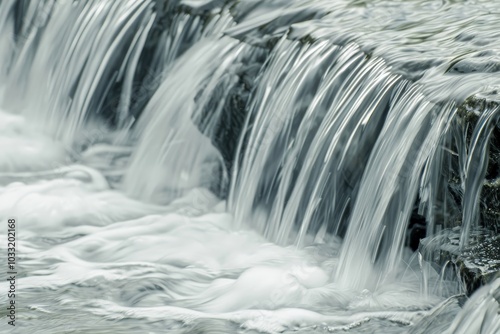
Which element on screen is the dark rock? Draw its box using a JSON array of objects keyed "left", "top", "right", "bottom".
[
  {"left": 456, "top": 91, "right": 500, "bottom": 233},
  {"left": 420, "top": 227, "right": 500, "bottom": 295},
  {"left": 195, "top": 46, "right": 270, "bottom": 180},
  {"left": 407, "top": 211, "right": 427, "bottom": 251}
]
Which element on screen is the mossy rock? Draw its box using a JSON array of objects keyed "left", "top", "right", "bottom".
[{"left": 420, "top": 228, "right": 500, "bottom": 295}]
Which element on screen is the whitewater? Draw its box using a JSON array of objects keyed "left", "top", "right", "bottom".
[{"left": 0, "top": 0, "right": 499, "bottom": 333}]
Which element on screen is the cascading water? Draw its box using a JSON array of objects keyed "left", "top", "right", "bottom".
[
  {"left": 1, "top": 0, "right": 156, "bottom": 144},
  {"left": 231, "top": 39, "right": 401, "bottom": 247},
  {"left": 0, "top": 0, "right": 499, "bottom": 333},
  {"left": 460, "top": 94, "right": 500, "bottom": 249},
  {"left": 123, "top": 37, "right": 247, "bottom": 202}
]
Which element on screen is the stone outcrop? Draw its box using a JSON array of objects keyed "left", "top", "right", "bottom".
[{"left": 420, "top": 227, "right": 500, "bottom": 295}]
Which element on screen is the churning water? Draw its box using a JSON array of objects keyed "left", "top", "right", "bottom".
[{"left": 0, "top": 0, "right": 499, "bottom": 333}]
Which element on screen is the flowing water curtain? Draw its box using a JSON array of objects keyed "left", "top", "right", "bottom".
[
  {"left": 0, "top": 0, "right": 57, "bottom": 101},
  {"left": 230, "top": 37, "right": 341, "bottom": 238},
  {"left": 336, "top": 86, "right": 456, "bottom": 290},
  {"left": 414, "top": 73, "right": 500, "bottom": 232},
  {"left": 123, "top": 37, "right": 251, "bottom": 203},
  {"left": 460, "top": 95, "right": 500, "bottom": 248},
  {"left": 418, "top": 115, "right": 462, "bottom": 241},
  {"left": 112, "top": 3, "right": 236, "bottom": 130},
  {"left": 127, "top": 7, "right": 235, "bottom": 129},
  {"left": 0, "top": 0, "right": 16, "bottom": 91},
  {"left": 420, "top": 93, "right": 500, "bottom": 248},
  {"left": 160, "top": 9, "right": 234, "bottom": 68},
  {"left": 230, "top": 39, "right": 400, "bottom": 246},
  {"left": 0, "top": 0, "right": 156, "bottom": 146}
]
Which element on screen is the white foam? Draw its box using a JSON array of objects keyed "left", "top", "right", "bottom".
[
  {"left": 0, "top": 103, "right": 461, "bottom": 334},
  {"left": 0, "top": 110, "right": 67, "bottom": 172}
]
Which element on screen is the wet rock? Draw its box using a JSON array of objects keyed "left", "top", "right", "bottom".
[
  {"left": 448, "top": 56, "right": 500, "bottom": 75},
  {"left": 420, "top": 227, "right": 500, "bottom": 295},
  {"left": 407, "top": 211, "right": 427, "bottom": 251}
]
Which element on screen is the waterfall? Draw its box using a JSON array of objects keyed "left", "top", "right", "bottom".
[
  {"left": 1, "top": 0, "right": 156, "bottom": 145},
  {"left": 336, "top": 89, "right": 455, "bottom": 289},
  {"left": 0, "top": 0, "right": 498, "bottom": 333},
  {"left": 123, "top": 37, "right": 248, "bottom": 202},
  {"left": 460, "top": 94, "right": 500, "bottom": 249},
  {"left": 230, "top": 39, "right": 400, "bottom": 247}
]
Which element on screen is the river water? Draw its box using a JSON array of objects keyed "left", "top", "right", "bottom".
[{"left": 0, "top": 0, "right": 499, "bottom": 333}]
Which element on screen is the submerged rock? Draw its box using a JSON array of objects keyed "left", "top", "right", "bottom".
[{"left": 448, "top": 56, "right": 500, "bottom": 75}]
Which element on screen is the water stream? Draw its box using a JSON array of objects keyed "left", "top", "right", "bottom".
[{"left": 0, "top": 0, "right": 499, "bottom": 333}]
